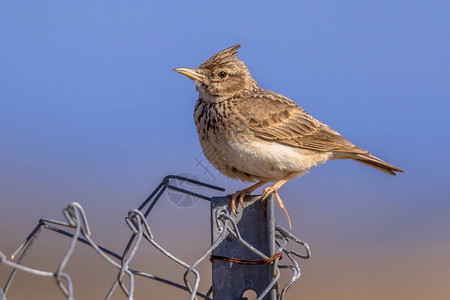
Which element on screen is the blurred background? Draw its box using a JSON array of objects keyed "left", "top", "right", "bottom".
[{"left": 1, "top": 1, "right": 449, "bottom": 299}]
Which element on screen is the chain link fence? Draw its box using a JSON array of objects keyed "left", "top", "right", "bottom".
[{"left": 0, "top": 175, "right": 310, "bottom": 300}]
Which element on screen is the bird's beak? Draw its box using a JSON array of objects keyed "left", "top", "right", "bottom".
[{"left": 173, "top": 67, "right": 205, "bottom": 82}]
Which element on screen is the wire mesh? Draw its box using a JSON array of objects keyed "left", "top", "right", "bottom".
[{"left": 0, "top": 175, "right": 310, "bottom": 300}]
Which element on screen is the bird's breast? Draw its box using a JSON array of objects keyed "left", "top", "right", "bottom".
[
  {"left": 194, "top": 99, "right": 252, "bottom": 180},
  {"left": 194, "top": 99, "right": 237, "bottom": 140}
]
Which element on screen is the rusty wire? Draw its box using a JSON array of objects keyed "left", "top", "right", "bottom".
[{"left": 0, "top": 175, "right": 310, "bottom": 300}]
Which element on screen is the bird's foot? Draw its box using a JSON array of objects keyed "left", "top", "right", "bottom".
[
  {"left": 229, "top": 181, "right": 267, "bottom": 216},
  {"left": 262, "top": 186, "right": 292, "bottom": 229},
  {"left": 229, "top": 189, "right": 258, "bottom": 216}
]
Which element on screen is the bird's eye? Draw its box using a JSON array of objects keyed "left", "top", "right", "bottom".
[{"left": 217, "top": 71, "right": 227, "bottom": 78}]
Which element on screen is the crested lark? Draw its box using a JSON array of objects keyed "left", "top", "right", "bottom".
[{"left": 174, "top": 45, "right": 404, "bottom": 227}]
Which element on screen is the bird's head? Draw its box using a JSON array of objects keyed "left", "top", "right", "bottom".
[{"left": 174, "top": 44, "right": 258, "bottom": 102}]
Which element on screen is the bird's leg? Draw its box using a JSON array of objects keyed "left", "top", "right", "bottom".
[
  {"left": 261, "top": 172, "right": 301, "bottom": 229},
  {"left": 230, "top": 181, "right": 267, "bottom": 216}
]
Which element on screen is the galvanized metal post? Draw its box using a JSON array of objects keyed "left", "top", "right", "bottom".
[{"left": 211, "top": 195, "right": 276, "bottom": 300}]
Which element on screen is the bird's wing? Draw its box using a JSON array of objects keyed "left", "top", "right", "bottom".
[{"left": 235, "top": 89, "right": 368, "bottom": 154}]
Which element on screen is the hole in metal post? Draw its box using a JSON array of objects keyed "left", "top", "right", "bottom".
[{"left": 242, "top": 289, "right": 257, "bottom": 300}]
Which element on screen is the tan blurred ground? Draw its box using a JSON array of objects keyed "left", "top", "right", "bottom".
[{"left": 1, "top": 197, "right": 449, "bottom": 300}]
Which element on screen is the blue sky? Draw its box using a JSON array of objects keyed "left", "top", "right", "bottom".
[{"left": 1, "top": 1, "right": 449, "bottom": 299}]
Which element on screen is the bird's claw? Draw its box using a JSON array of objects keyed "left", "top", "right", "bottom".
[
  {"left": 261, "top": 186, "right": 276, "bottom": 201},
  {"left": 230, "top": 190, "right": 251, "bottom": 216},
  {"left": 262, "top": 186, "right": 292, "bottom": 229}
]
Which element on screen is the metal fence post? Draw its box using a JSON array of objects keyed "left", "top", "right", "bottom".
[{"left": 211, "top": 195, "right": 276, "bottom": 300}]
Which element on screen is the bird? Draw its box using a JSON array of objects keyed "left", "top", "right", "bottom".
[{"left": 174, "top": 44, "right": 404, "bottom": 227}]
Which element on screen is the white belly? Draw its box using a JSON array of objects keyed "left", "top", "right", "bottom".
[{"left": 220, "top": 139, "right": 333, "bottom": 181}]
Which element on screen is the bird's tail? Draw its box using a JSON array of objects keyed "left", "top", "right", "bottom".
[{"left": 350, "top": 152, "right": 405, "bottom": 175}]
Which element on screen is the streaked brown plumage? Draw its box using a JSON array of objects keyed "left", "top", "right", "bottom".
[{"left": 174, "top": 45, "right": 404, "bottom": 227}]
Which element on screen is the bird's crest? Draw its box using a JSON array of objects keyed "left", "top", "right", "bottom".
[{"left": 199, "top": 44, "right": 241, "bottom": 69}]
